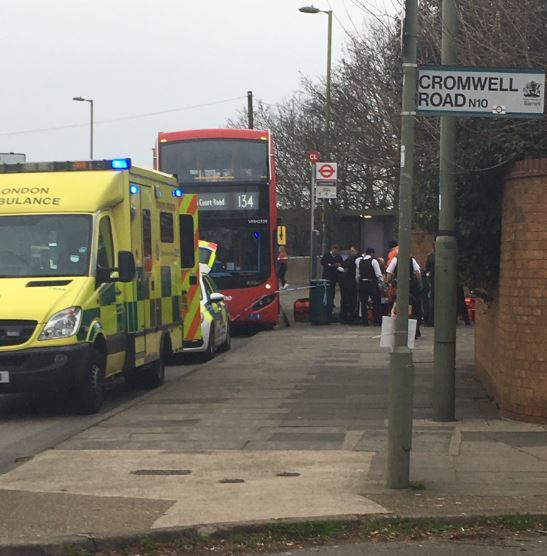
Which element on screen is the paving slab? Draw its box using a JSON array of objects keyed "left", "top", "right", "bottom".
[{"left": 0, "top": 450, "right": 386, "bottom": 541}]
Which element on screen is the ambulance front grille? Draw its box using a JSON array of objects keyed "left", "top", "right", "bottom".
[{"left": 0, "top": 320, "right": 37, "bottom": 347}]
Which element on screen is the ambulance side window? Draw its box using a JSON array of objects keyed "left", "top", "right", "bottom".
[
  {"left": 160, "top": 212, "right": 174, "bottom": 243},
  {"left": 97, "top": 217, "right": 114, "bottom": 269},
  {"left": 179, "top": 214, "right": 195, "bottom": 269},
  {"left": 143, "top": 209, "right": 152, "bottom": 271}
]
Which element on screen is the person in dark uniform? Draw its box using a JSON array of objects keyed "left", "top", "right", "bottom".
[
  {"left": 355, "top": 247, "right": 383, "bottom": 326},
  {"left": 386, "top": 255, "right": 423, "bottom": 338},
  {"left": 339, "top": 245, "right": 360, "bottom": 324},
  {"left": 320, "top": 244, "right": 343, "bottom": 308},
  {"left": 424, "top": 244, "right": 435, "bottom": 326}
]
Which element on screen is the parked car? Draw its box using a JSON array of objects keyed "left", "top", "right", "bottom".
[{"left": 184, "top": 273, "right": 230, "bottom": 360}]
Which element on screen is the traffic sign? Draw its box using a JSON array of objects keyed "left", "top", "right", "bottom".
[
  {"left": 316, "top": 182, "right": 337, "bottom": 200},
  {"left": 307, "top": 150, "right": 320, "bottom": 163},
  {"left": 316, "top": 162, "right": 337, "bottom": 181},
  {"left": 417, "top": 66, "right": 545, "bottom": 118},
  {"left": 277, "top": 225, "right": 287, "bottom": 246}
]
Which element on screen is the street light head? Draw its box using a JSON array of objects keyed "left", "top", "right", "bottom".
[
  {"left": 73, "top": 96, "right": 85, "bottom": 101},
  {"left": 299, "top": 5, "right": 320, "bottom": 14}
]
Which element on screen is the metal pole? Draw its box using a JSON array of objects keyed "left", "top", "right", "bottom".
[
  {"left": 321, "top": 10, "right": 333, "bottom": 255},
  {"left": 386, "top": 0, "right": 417, "bottom": 490},
  {"left": 309, "top": 163, "right": 317, "bottom": 280},
  {"left": 89, "top": 100, "right": 94, "bottom": 160},
  {"left": 433, "top": 0, "right": 458, "bottom": 422},
  {"left": 247, "top": 90, "right": 254, "bottom": 129}
]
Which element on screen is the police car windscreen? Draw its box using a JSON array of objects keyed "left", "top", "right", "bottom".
[
  {"left": 0, "top": 214, "right": 92, "bottom": 277},
  {"left": 160, "top": 139, "right": 268, "bottom": 183}
]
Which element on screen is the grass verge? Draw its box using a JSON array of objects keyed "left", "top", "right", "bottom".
[{"left": 71, "top": 514, "right": 547, "bottom": 555}]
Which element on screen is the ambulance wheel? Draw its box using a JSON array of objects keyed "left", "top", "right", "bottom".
[
  {"left": 74, "top": 347, "right": 105, "bottom": 414},
  {"left": 201, "top": 327, "right": 216, "bottom": 361},
  {"left": 141, "top": 339, "right": 167, "bottom": 388},
  {"left": 219, "top": 323, "right": 231, "bottom": 352}
]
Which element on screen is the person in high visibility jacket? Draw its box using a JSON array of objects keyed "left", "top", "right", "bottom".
[{"left": 386, "top": 240, "right": 399, "bottom": 267}]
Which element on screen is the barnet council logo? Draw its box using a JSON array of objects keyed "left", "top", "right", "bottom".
[{"left": 523, "top": 81, "right": 542, "bottom": 98}]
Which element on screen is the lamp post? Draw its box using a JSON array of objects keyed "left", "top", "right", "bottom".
[
  {"left": 299, "top": 5, "right": 332, "bottom": 255},
  {"left": 72, "top": 96, "right": 94, "bottom": 159},
  {"left": 386, "top": 0, "right": 418, "bottom": 489}
]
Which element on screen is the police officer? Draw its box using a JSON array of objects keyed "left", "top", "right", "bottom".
[
  {"left": 339, "top": 245, "right": 360, "bottom": 324},
  {"left": 320, "top": 244, "right": 343, "bottom": 308},
  {"left": 386, "top": 255, "right": 423, "bottom": 338},
  {"left": 356, "top": 247, "right": 383, "bottom": 326}
]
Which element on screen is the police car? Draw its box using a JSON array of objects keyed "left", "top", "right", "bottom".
[{"left": 185, "top": 273, "right": 230, "bottom": 360}]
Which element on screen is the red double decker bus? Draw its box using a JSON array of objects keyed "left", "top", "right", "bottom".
[{"left": 155, "top": 128, "right": 279, "bottom": 328}]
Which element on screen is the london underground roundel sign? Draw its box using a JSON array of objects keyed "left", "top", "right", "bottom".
[{"left": 316, "top": 162, "right": 337, "bottom": 181}]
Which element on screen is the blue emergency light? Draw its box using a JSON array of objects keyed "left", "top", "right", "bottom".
[
  {"left": 172, "top": 188, "right": 184, "bottom": 198},
  {"left": 129, "top": 184, "right": 139, "bottom": 195},
  {"left": 253, "top": 231, "right": 261, "bottom": 239},
  {"left": 111, "top": 158, "right": 131, "bottom": 170}
]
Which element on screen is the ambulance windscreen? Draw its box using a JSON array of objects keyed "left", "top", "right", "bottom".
[{"left": 0, "top": 215, "right": 92, "bottom": 278}]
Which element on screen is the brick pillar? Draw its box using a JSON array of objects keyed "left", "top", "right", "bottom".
[{"left": 475, "top": 158, "right": 547, "bottom": 423}]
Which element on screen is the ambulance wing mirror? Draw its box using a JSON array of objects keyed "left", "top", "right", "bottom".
[{"left": 116, "top": 251, "right": 136, "bottom": 282}]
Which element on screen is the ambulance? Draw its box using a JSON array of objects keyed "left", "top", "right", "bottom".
[{"left": 0, "top": 158, "right": 195, "bottom": 413}]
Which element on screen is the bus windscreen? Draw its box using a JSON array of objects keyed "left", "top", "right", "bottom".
[
  {"left": 200, "top": 224, "right": 270, "bottom": 283},
  {"left": 160, "top": 139, "right": 268, "bottom": 183}
]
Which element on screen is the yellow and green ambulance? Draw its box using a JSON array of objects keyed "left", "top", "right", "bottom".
[{"left": 0, "top": 158, "right": 193, "bottom": 413}]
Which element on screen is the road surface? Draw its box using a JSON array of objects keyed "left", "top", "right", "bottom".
[{"left": 0, "top": 337, "right": 248, "bottom": 473}]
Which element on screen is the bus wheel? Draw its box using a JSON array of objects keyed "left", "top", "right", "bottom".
[
  {"left": 141, "top": 339, "right": 167, "bottom": 388},
  {"left": 74, "top": 347, "right": 105, "bottom": 414}
]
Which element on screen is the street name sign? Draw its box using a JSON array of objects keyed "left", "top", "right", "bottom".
[{"left": 417, "top": 66, "right": 545, "bottom": 118}]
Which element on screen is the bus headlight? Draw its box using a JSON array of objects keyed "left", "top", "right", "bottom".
[
  {"left": 39, "top": 307, "right": 82, "bottom": 340},
  {"left": 252, "top": 294, "right": 277, "bottom": 311}
]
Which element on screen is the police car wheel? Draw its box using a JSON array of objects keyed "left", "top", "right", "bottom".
[
  {"left": 74, "top": 348, "right": 105, "bottom": 414},
  {"left": 219, "top": 323, "right": 231, "bottom": 352},
  {"left": 201, "top": 327, "right": 216, "bottom": 361}
]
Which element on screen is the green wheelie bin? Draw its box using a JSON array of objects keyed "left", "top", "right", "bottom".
[{"left": 309, "top": 279, "right": 332, "bottom": 324}]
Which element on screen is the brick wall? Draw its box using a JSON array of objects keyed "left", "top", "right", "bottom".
[
  {"left": 475, "top": 158, "right": 547, "bottom": 423},
  {"left": 411, "top": 230, "right": 434, "bottom": 268}
]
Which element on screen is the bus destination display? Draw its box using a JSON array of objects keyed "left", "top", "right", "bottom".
[{"left": 198, "top": 191, "right": 259, "bottom": 211}]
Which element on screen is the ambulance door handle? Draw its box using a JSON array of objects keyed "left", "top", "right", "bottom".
[
  {"left": 116, "top": 289, "right": 122, "bottom": 296},
  {"left": 151, "top": 280, "right": 155, "bottom": 291}
]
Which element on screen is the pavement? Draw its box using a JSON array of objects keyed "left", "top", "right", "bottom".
[{"left": 1, "top": 284, "right": 547, "bottom": 552}]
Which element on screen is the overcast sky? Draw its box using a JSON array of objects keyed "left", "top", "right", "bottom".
[{"left": 0, "top": 0, "right": 397, "bottom": 167}]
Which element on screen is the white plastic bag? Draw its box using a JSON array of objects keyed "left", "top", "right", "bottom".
[{"left": 380, "top": 315, "right": 417, "bottom": 351}]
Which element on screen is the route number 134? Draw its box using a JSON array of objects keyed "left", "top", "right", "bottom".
[{"left": 237, "top": 194, "right": 254, "bottom": 208}]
